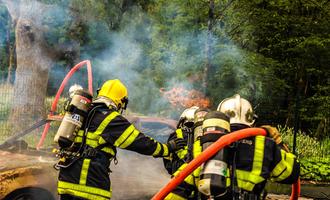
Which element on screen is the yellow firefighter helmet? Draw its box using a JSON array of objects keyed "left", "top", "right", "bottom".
[
  {"left": 217, "top": 94, "right": 255, "bottom": 127},
  {"left": 97, "top": 79, "right": 128, "bottom": 110}
]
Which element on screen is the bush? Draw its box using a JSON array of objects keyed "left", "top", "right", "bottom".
[
  {"left": 300, "top": 157, "right": 330, "bottom": 181},
  {"left": 278, "top": 125, "right": 328, "bottom": 159},
  {"left": 277, "top": 125, "right": 330, "bottom": 182},
  {"left": 300, "top": 158, "right": 330, "bottom": 181}
]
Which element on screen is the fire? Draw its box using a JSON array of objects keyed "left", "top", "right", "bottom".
[{"left": 160, "top": 86, "right": 210, "bottom": 109}]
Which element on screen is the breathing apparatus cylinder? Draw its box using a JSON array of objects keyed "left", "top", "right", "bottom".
[
  {"left": 198, "top": 111, "right": 230, "bottom": 198},
  {"left": 54, "top": 89, "right": 93, "bottom": 149},
  {"left": 192, "top": 108, "right": 209, "bottom": 192},
  {"left": 193, "top": 109, "right": 209, "bottom": 142}
]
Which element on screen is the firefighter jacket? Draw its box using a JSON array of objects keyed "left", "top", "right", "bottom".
[
  {"left": 164, "top": 128, "right": 202, "bottom": 200},
  {"left": 229, "top": 134, "right": 300, "bottom": 196},
  {"left": 163, "top": 128, "right": 188, "bottom": 175},
  {"left": 164, "top": 127, "right": 300, "bottom": 200},
  {"left": 57, "top": 103, "right": 169, "bottom": 200}
]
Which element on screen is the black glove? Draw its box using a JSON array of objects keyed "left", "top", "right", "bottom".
[{"left": 167, "top": 138, "right": 187, "bottom": 153}]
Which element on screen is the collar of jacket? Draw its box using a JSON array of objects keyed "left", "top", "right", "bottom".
[
  {"left": 93, "top": 96, "right": 118, "bottom": 110},
  {"left": 230, "top": 123, "right": 251, "bottom": 132}
]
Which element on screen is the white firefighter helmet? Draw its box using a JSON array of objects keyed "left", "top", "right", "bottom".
[
  {"left": 69, "top": 84, "right": 83, "bottom": 98},
  {"left": 178, "top": 106, "right": 199, "bottom": 128},
  {"left": 217, "top": 94, "right": 255, "bottom": 127}
]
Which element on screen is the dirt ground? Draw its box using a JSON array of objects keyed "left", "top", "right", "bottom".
[{"left": 266, "top": 194, "right": 313, "bottom": 200}]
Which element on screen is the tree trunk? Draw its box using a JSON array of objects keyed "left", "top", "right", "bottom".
[
  {"left": 3, "top": 0, "right": 53, "bottom": 133},
  {"left": 203, "top": 0, "right": 215, "bottom": 91}
]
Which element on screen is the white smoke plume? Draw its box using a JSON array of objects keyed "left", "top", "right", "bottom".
[{"left": 0, "top": 1, "right": 266, "bottom": 200}]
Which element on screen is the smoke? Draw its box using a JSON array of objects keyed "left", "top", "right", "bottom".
[
  {"left": 86, "top": 6, "right": 235, "bottom": 118},
  {"left": 111, "top": 150, "right": 170, "bottom": 200},
  {"left": 79, "top": 6, "right": 164, "bottom": 116},
  {"left": 0, "top": 0, "right": 271, "bottom": 115},
  {"left": 84, "top": 4, "right": 263, "bottom": 117},
  {"left": 0, "top": 2, "right": 271, "bottom": 199},
  {"left": 2, "top": 0, "right": 261, "bottom": 116}
]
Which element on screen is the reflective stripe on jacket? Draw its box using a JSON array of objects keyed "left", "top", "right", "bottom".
[
  {"left": 233, "top": 135, "right": 299, "bottom": 194},
  {"left": 58, "top": 104, "right": 169, "bottom": 199},
  {"left": 175, "top": 129, "right": 189, "bottom": 159},
  {"left": 165, "top": 130, "right": 201, "bottom": 200},
  {"left": 166, "top": 131, "right": 299, "bottom": 199},
  {"left": 163, "top": 129, "right": 186, "bottom": 175}
]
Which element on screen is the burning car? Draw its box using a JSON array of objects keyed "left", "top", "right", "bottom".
[{"left": 0, "top": 115, "right": 176, "bottom": 200}]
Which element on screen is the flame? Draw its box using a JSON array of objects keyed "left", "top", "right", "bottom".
[{"left": 160, "top": 86, "right": 210, "bottom": 109}]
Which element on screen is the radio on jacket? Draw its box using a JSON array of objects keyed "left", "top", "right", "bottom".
[{"left": 54, "top": 89, "right": 93, "bottom": 149}]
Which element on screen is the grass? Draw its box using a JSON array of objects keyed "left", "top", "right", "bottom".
[
  {"left": 0, "top": 83, "right": 66, "bottom": 148},
  {"left": 0, "top": 84, "right": 13, "bottom": 143},
  {"left": 0, "top": 83, "right": 13, "bottom": 119}
]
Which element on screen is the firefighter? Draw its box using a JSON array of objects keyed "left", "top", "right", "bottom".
[
  {"left": 163, "top": 106, "right": 199, "bottom": 175},
  {"left": 164, "top": 107, "right": 210, "bottom": 200},
  {"left": 57, "top": 79, "right": 185, "bottom": 200},
  {"left": 217, "top": 94, "right": 300, "bottom": 200}
]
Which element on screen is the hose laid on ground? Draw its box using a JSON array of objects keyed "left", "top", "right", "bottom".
[
  {"left": 291, "top": 178, "right": 300, "bottom": 200},
  {"left": 36, "top": 60, "right": 93, "bottom": 149},
  {"left": 152, "top": 128, "right": 300, "bottom": 200}
]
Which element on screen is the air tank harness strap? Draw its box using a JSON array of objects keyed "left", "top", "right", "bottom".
[
  {"left": 178, "top": 127, "right": 194, "bottom": 163},
  {"left": 66, "top": 104, "right": 89, "bottom": 118},
  {"left": 231, "top": 141, "right": 239, "bottom": 199},
  {"left": 200, "top": 133, "right": 222, "bottom": 144},
  {"left": 81, "top": 144, "right": 118, "bottom": 166},
  {"left": 233, "top": 188, "right": 260, "bottom": 200},
  {"left": 81, "top": 143, "right": 117, "bottom": 158},
  {"left": 78, "top": 105, "right": 103, "bottom": 154}
]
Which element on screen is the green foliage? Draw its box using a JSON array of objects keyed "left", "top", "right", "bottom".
[
  {"left": 300, "top": 158, "right": 330, "bottom": 181},
  {"left": 278, "top": 125, "right": 330, "bottom": 181},
  {"left": 278, "top": 125, "right": 329, "bottom": 159},
  {"left": 0, "top": 3, "right": 10, "bottom": 71},
  {"left": 44, "top": 96, "right": 67, "bottom": 115},
  {"left": 222, "top": 0, "right": 330, "bottom": 136},
  {"left": 301, "top": 83, "right": 330, "bottom": 140}
]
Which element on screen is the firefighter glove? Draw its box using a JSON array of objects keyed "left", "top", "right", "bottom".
[
  {"left": 167, "top": 138, "right": 187, "bottom": 153},
  {"left": 261, "top": 125, "right": 283, "bottom": 145}
]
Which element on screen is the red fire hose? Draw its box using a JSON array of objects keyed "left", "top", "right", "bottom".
[
  {"left": 151, "top": 128, "right": 300, "bottom": 200},
  {"left": 36, "top": 60, "right": 93, "bottom": 149}
]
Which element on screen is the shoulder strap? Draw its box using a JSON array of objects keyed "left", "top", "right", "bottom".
[
  {"left": 83, "top": 106, "right": 117, "bottom": 156},
  {"left": 77, "top": 105, "right": 104, "bottom": 154}
]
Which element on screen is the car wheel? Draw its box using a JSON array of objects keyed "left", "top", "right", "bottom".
[{"left": 4, "top": 187, "right": 55, "bottom": 200}]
